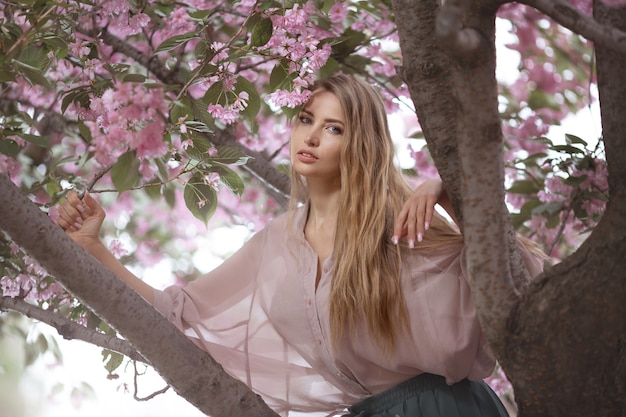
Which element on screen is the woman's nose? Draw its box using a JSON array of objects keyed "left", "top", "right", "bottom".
[{"left": 305, "top": 130, "right": 320, "bottom": 146}]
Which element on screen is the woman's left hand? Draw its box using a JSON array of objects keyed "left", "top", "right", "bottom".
[{"left": 392, "top": 179, "right": 444, "bottom": 248}]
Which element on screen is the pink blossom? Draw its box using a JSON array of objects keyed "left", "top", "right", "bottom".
[
  {"left": 69, "top": 39, "right": 91, "bottom": 59},
  {"left": 210, "top": 42, "right": 230, "bottom": 64},
  {"left": 204, "top": 172, "right": 220, "bottom": 190},
  {"left": 207, "top": 146, "right": 218, "bottom": 157},
  {"left": 109, "top": 239, "right": 129, "bottom": 258},
  {"left": 0, "top": 154, "right": 22, "bottom": 182},
  {"left": 133, "top": 121, "right": 169, "bottom": 159},
  {"left": 328, "top": 3, "right": 348, "bottom": 23},
  {"left": 266, "top": 88, "right": 312, "bottom": 108},
  {"left": 408, "top": 144, "right": 439, "bottom": 179}
]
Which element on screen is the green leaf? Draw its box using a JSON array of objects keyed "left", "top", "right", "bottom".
[
  {"left": 250, "top": 16, "right": 273, "bottom": 47},
  {"left": 210, "top": 164, "right": 244, "bottom": 196},
  {"left": 155, "top": 31, "right": 199, "bottom": 54},
  {"left": 170, "top": 98, "right": 194, "bottom": 124},
  {"left": 204, "top": 80, "right": 225, "bottom": 105},
  {"left": 531, "top": 202, "right": 563, "bottom": 216},
  {"left": 190, "top": 98, "right": 215, "bottom": 129},
  {"left": 184, "top": 174, "right": 217, "bottom": 224},
  {"left": 15, "top": 61, "right": 52, "bottom": 89},
  {"left": 317, "top": 56, "right": 339, "bottom": 80},
  {"left": 188, "top": 9, "right": 212, "bottom": 21},
  {"left": 282, "top": 104, "right": 302, "bottom": 120},
  {"left": 0, "top": 139, "right": 20, "bottom": 157},
  {"left": 18, "top": 133, "right": 49, "bottom": 148},
  {"left": 102, "top": 349, "right": 124, "bottom": 375},
  {"left": 123, "top": 73, "right": 147, "bottom": 83},
  {"left": 550, "top": 144, "right": 584, "bottom": 155},
  {"left": 507, "top": 180, "right": 542, "bottom": 194},
  {"left": 270, "top": 61, "right": 292, "bottom": 91},
  {"left": 235, "top": 76, "right": 261, "bottom": 121},
  {"left": 329, "top": 28, "right": 367, "bottom": 58},
  {"left": 61, "top": 87, "right": 90, "bottom": 114},
  {"left": 211, "top": 146, "right": 252, "bottom": 165},
  {"left": 565, "top": 133, "right": 588, "bottom": 147},
  {"left": 562, "top": 175, "right": 588, "bottom": 186},
  {"left": 111, "top": 151, "right": 140, "bottom": 191}
]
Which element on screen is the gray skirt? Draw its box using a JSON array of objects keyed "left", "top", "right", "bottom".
[{"left": 342, "top": 374, "right": 509, "bottom": 417}]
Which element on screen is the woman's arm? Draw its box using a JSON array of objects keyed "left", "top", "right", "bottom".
[
  {"left": 392, "top": 178, "right": 459, "bottom": 246},
  {"left": 56, "top": 191, "right": 155, "bottom": 304}
]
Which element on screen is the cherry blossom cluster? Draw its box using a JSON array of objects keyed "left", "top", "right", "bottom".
[{"left": 80, "top": 82, "right": 169, "bottom": 167}]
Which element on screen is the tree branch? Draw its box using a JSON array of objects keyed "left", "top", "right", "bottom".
[
  {"left": 0, "top": 296, "right": 146, "bottom": 363},
  {"left": 0, "top": 174, "right": 279, "bottom": 417},
  {"left": 391, "top": 0, "right": 465, "bottom": 227},
  {"left": 518, "top": 0, "right": 626, "bottom": 55}
]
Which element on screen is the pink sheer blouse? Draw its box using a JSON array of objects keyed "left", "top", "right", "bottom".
[{"left": 153, "top": 205, "right": 543, "bottom": 416}]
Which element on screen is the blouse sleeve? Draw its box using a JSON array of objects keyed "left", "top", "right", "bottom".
[{"left": 152, "top": 226, "right": 267, "bottom": 335}]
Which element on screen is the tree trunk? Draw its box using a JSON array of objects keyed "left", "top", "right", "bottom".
[
  {"left": 393, "top": 1, "right": 626, "bottom": 416},
  {"left": 506, "top": 2, "right": 626, "bottom": 416},
  {"left": 0, "top": 174, "right": 278, "bottom": 417}
]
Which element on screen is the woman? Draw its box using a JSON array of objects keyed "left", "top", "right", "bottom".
[{"left": 57, "top": 74, "right": 543, "bottom": 416}]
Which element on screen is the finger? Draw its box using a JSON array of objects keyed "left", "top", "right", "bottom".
[
  {"left": 424, "top": 197, "right": 435, "bottom": 232},
  {"left": 59, "top": 203, "right": 84, "bottom": 230},
  {"left": 393, "top": 205, "right": 410, "bottom": 244},
  {"left": 406, "top": 203, "right": 418, "bottom": 248}
]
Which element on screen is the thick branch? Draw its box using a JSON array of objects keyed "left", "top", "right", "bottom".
[
  {"left": 0, "top": 296, "right": 145, "bottom": 363},
  {"left": 100, "top": 30, "right": 183, "bottom": 85},
  {"left": 519, "top": 0, "right": 626, "bottom": 54},
  {"left": 395, "top": 0, "right": 530, "bottom": 352},
  {"left": 391, "top": 0, "right": 465, "bottom": 227},
  {"left": 0, "top": 174, "right": 278, "bottom": 417}
]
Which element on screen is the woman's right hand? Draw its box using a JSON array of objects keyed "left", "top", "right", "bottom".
[{"left": 56, "top": 191, "right": 106, "bottom": 247}]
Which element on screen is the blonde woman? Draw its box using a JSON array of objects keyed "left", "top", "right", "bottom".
[{"left": 57, "top": 74, "right": 543, "bottom": 416}]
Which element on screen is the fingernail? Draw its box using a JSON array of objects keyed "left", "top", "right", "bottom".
[
  {"left": 73, "top": 222, "right": 82, "bottom": 229},
  {"left": 391, "top": 235, "right": 399, "bottom": 245},
  {"left": 76, "top": 204, "right": 85, "bottom": 213},
  {"left": 418, "top": 232, "right": 423, "bottom": 242},
  {"left": 409, "top": 239, "right": 415, "bottom": 249},
  {"left": 424, "top": 222, "right": 430, "bottom": 231}
]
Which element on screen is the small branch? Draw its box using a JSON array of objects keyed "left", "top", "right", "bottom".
[
  {"left": 0, "top": 296, "right": 146, "bottom": 363},
  {"left": 519, "top": 0, "right": 626, "bottom": 55},
  {"left": 133, "top": 361, "right": 170, "bottom": 401}
]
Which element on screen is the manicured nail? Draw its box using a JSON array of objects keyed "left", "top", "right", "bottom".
[
  {"left": 409, "top": 239, "right": 415, "bottom": 249},
  {"left": 392, "top": 235, "right": 399, "bottom": 245},
  {"left": 76, "top": 204, "right": 85, "bottom": 213},
  {"left": 73, "top": 221, "right": 82, "bottom": 229},
  {"left": 424, "top": 222, "right": 430, "bottom": 231},
  {"left": 417, "top": 232, "right": 423, "bottom": 242}
]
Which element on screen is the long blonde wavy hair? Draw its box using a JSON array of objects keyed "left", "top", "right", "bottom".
[{"left": 290, "top": 74, "right": 463, "bottom": 352}]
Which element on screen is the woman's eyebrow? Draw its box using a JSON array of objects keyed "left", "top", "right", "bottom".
[{"left": 301, "top": 108, "right": 345, "bottom": 126}]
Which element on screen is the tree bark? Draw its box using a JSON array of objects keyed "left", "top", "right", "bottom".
[
  {"left": 391, "top": 0, "right": 465, "bottom": 226},
  {"left": 0, "top": 174, "right": 278, "bottom": 417},
  {"left": 505, "top": 2, "right": 626, "bottom": 416},
  {"left": 394, "top": 1, "right": 626, "bottom": 416},
  {"left": 392, "top": 0, "right": 530, "bottom": 355}
]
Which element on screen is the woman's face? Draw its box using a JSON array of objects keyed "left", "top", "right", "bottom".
[{"left": 290, "top": 89, "right": 345, "bottom": 185}]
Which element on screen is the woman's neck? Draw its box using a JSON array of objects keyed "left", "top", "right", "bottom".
[{"left": 306, "top": 181, "right": 340, "bottom": 232}]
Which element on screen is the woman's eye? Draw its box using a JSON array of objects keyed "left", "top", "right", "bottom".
[
  {"left": 327, "top": 126, "right": 343, "bottom": 135},
  {"left": 299, "top": 116, "right": 312, "bottom": 124}
]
